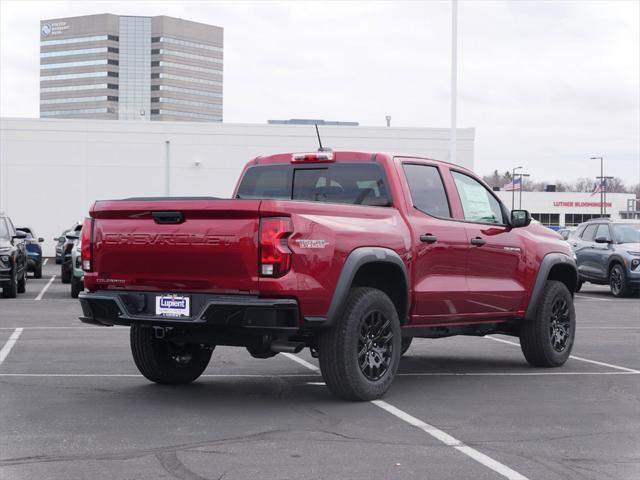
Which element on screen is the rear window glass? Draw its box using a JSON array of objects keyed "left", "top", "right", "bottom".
[{"left": 237, "top": 163, "right": 391, "bottom": 207}]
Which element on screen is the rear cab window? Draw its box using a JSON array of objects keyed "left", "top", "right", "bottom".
[
  {"left": 402, "top": 163, "right": 451, "bottom": 218},
  {"left": 236, "top": 162, "right": 391, "bottom": 207}
]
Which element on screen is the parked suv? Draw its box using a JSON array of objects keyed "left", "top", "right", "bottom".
[
  {"left": 78, "top": 151, "right": 578, "bottom": 401},
  {"left": 571, "top": 219, "right": 640, "bottom": 297},
  {"left": 61, "top": 223, "right": 82, "bottom": 284},
  {"left": 70, "top": 234, "right": 84, "bottom": 298},
  {"left": 0, "top": 214, "right": 28, "bottom": 298},
  {"left": 16, "top": 227, "right": 44, "bottom": 278}
]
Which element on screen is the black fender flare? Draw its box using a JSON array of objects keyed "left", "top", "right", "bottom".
[
  {"left": 607, "top": 255, "right": 627, "bottom": 275},
  {"left": 325, "top": 247, "right": 409, "bottom": 325},
  {"left": 524, "top": 252, "right": 577, "bottom": 320}
]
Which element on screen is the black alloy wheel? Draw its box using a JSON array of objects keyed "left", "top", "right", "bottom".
[
  {"left": 609, "top": 264, "right": 632, "bottom": 297},
  {"left": 358, "top": 310, "right": 394, "bottom": 381},
  {"left": 549, "top": 297, "right": 571, "bottom": 353}
]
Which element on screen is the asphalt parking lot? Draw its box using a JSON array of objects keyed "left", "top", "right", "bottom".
[{"left": 1, "top": 262, "right": 639, "bottom": 480}]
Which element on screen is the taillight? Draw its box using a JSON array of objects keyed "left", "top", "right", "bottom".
[
  {"left": 259, "top": 217, "right": 293, "bottom": 277},
  {"left": 291, "top": 151, "right": 334, "bottom": 163},
  {"left": 81, "top": 217, "right": 93, "bottom": 272}
]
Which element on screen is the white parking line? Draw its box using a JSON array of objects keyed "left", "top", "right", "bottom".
[
  {"left": 43, "top": 258, "right": 49, "bottom": 266},
  {"left": 486, "top": 336, "right": 640, "bottom": 373},
  {"left": 0, "top": 328, "right": 23, "bottom": 365},
  {"left": 283, "top": 354, "right": 529, "bottom": 480},
  {"left": 575, "top": 294, "right": 615, "bottom": 302},
  {"left": 34, "top": 275, "right": 56, "bottom": 301}
]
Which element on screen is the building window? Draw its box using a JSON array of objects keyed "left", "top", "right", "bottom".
[
  {"left": 40, "top": 59, "right": 110, "bottom": 69},
  {"left": 152, "top": 36, "right": 222, "bottom": 52},
  {"left": 41, "top": 83, "right": 109, "bottom": 93},
  {"left": 40, "top": 47, "right": 108, "bottom": 58},
  {"left": 41, "top": 107, "right": 110, "bottom": 116},
  {"left": 152, "top": 97, "right": 222, "bottom": 109},
  {"left": 151, "top": 109, "right": 221, "bottom": 120},
  {"left": 531, "top": 213, "right": 560, "bottom": 226},
  {"left": 41, "top": 96, "right": 113, "bottom": 105},
  {"left": 157, "top": 61, "right": 222, "bottom": 75},
  {"left": 155, "top": 84, "right": 222, "bottom": 98},
  {"left": 40, "top": 34, "right": 113, "bottom": 46},
  {"left": 565, "top": 213, "right": 610, "bottom": 227},
  {"left": 155, "top": 49, "right": 222, "bottom": 64},
  {"left": 157, "top": 73, "right": 222, "bottom": 86},
  {"left": 41, "top": 71, "right": 110, "bottom": 81}
]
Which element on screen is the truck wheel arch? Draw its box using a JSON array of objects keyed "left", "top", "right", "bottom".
[
  {"left": 525, "top": 253, "right": 577, "bottom": 321},
  {"left": 326, "top": 247, "right": 410, "bottom": 326}
]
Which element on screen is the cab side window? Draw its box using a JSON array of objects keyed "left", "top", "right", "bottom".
[
  {"left": 451, "top": 171, "right": 505, "bottom": 225},
  {"left": 402, "top": 163, "right": 451, "bottom": 218},
  {"left": 595, "top": 224, "right": 611, "bottom": 242}
]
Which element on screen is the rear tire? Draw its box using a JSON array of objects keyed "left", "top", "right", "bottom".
[
  {"left": 130, "top": 325, "right": 213, "bottom": 385},
  {"left": 318, "top": 287, "right": 401, "bottom": 401},
  {"left": 17, "top": 270, "right": 26, "bottom": 294},
  {"left": 609, "top": 264, "right": 633, "bottom": 298},
  {"left": 520, "top": 280, "right": 575, "bottom": 367},
  {"left": 401, "top": 337, "right": 413, "bottom": 356},
  {"left": 61, "top": 264, "right": 71, "bottom": 284},
  {"left": 2, "top": 270, "right": 17, "bottom": 298}
]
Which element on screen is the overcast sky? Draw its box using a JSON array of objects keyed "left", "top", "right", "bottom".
[{"left": 1, "top": 0, "right": 638, "bottom": 183}]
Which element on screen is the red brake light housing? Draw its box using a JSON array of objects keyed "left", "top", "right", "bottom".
[
  {"left": 81, "top": 217, "right": 93, "bottom": 272},
  {"left": 291, "top": 151, "right": 334, "bottom": 163},
  {"left": 259, "top": 217, "right": 293, "bottom": 277}
]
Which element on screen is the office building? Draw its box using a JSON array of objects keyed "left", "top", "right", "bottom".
[{"left": 40, "top": 14, "right": 223, "bottom": 121}]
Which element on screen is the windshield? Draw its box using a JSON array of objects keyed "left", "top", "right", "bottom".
[
  {"left": 0, "top": 220, "right": 10, "bottom": 240},
  {"left": 613, "top": 223, "right": 640, "bottom": 244}
]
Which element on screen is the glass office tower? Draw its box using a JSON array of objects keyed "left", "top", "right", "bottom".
[{"left": 39, "top": 14, "right": 223, "bottom": 122}]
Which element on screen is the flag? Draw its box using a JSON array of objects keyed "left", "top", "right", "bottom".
[
  {"left": 590, "top": 181, "right": 604, "bottom": 197},
  {"left": 503, "top": 177, "right": 521, "bottom": 191}
]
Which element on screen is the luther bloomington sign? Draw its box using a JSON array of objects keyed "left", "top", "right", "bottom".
[{"left": 553, "top": 201, "right": 612, "bottom": 208}]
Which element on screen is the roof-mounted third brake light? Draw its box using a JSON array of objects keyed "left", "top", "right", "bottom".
[{"left": 291, "top": 151, "right": 335, "bottom": 163}]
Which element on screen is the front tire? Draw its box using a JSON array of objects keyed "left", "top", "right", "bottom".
[
  {"left": 2, "top": 270, "right": 17, "bottom": 298},
  {"left": 61, "top": 263, "right": 71, "bottom": 284},
  {"left": 318, "top": 287, "right": 401, "bottom": 401},
  {"left": 401, "top": 337, "right": 413, "bottom": 356},
  {"left": 70, "top": 276, "right": 83, "bottom": 298},
  {"left": 609, "top": 264, "right": 633, "bottom": 298},
  {"left": 520, "top": 280, "right": 575, "bottom": 367},
  {"left": 574, "top": 280, "right": 583, "bottom": 293},
  {"left": 17, "top": 269, "right": 26, "bottom": 294},
  {"left": 130, "top": 325, "right": 213, "bottom": 385}
]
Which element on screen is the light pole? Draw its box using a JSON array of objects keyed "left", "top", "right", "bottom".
[
  {"left": 590, "top": 156, "right": 603, "bottom": 216},
  {"left": 518, "top": 173, "right": 531, "bottom": 209},
  {"left": 449, "top": 0, "right": 458, "bottom": 164},
  {"left": 511, "top": 166, "right": 522, "bottom": 210}
]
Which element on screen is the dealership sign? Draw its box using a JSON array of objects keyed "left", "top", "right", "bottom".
[
  {"left": 553, "top": 201, "right": 612, "bottom": 208},
  {"left": 41, "top": 21, "right": 70, "bottom": 37}
]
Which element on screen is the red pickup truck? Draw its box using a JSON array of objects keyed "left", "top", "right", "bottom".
[{"left": 79, "top": 151, "right": 578, "bottom": 400}]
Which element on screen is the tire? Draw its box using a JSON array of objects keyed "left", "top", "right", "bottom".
[
  {"left": 574, "top": 280, "right": 583, "bottom": 293},
  {"left": 17, "top": 269, "right": 26, "bottom": 294},
  {"left": 55, "top": 257, "right": 62, "bottom": 265},
  {"left": 401, "top": 337, "right": 413, "bottom": 356},
  {"left": 130, "top": 325, "right": 213, "bottom": 385},
  {"left": 520, "top": 280, "right": 575, "bottom": 367},
  {"left": 34, "top": 262, "right": 42, "bottom": 279},
  {"left": 2, "top": 269, "right": 17, "bottom": 298},
  {"left": 609, "top": 264, "right": 633, "bottom": 298},
  {"left": 61, "top": 264, "right": 71, "bottom": 284},
  {"left": 70, "top": 276, "right": 83, "bottom": 298},
  {"left": 318, "top": 287, "right": 401, "bottom": 401}
]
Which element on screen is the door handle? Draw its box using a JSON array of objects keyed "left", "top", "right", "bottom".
[
  {"left": 420, "top": 234, "right": 438, "bottom": 244},
  {"left": 470, "top": 237, "right": 486, "bottom": 246}
]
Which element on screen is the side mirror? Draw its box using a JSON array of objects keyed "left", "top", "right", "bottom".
[
  {"left": 510, "top": 209, "right": 532, "bottom": 228},
  {"left": 594, "top": 236, "right": 611, "bottom": 244},
  {"left": 38, "top": 237, "right": 45, "bottom": 243},
  {"left": 13, "top": 230, "right": 27, "bottom": 240},
  {"left": 65, "top": 234, "right": 79, "bottom": 241}
]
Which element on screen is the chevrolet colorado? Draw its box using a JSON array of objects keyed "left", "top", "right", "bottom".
[{"left": 78, "top": 151, "right": 578, "bottom": 400}]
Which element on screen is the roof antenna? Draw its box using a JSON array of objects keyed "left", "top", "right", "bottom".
[{"left": 315, "top": 124, "right": 331, "bottom": 152}]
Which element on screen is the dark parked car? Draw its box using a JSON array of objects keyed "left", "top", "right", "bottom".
[
  {"left": 54, "top": 228, "right": 71, "bottom": 264},
  {"left": 571, "top": 219, "right": 640, "bottom": 297},
  {"left": 61, "top": 223, "right": 82, "bottom": 284},
  {"left": 0, "top": 214, "right": 28, "bottom": 298},
  {"left": 16, "top": 227, "right": 44, "bottom": 278}
]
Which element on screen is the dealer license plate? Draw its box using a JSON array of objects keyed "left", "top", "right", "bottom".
[{"left": 155, "top": 295, "right": 190, "bottom": 317}]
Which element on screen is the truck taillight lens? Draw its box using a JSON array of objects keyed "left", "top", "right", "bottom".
[
  {"left": 259, "top": 217, "right": 292, "bottom": 277},
  {"left": 81, "top": 217, "right": 93, "bottom": 272}
]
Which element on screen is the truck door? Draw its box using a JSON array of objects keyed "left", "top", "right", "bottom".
[
  {"left": 396, "top": 160, "right": 470, "bottom": 324},
  {"left": 449, "top": 170, "right": 527, "bottom": 316}
]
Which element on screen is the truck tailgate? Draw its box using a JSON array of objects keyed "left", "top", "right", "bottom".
[{"left": 90, "top": 199, "right": 261, "bottom": 293}]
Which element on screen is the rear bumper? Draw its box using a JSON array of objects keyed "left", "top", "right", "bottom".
[{"left": 78, "top": 290, "right": 303, "bottom": 333}]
